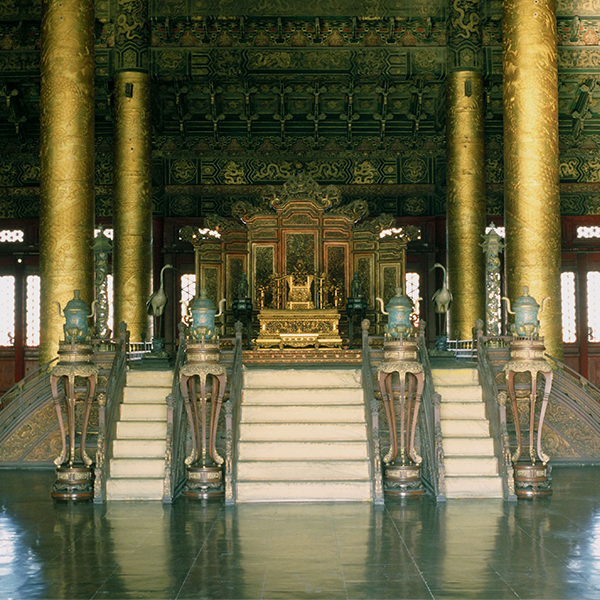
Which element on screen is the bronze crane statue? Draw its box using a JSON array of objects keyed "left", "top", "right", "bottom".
[
  {"left": 147, "top": 264, "right": 175, "bottom": 339},
  {"left": 431, "top": 262, "right": 452, "bottom": 338}
]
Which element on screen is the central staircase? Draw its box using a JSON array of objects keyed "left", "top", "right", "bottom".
[
  {"left": 107, "top": 370, "right": 172, "bottom": 500},
  {"left": 236, "top": 366, "right": 372, "bottom": 502},
  {"left": 432, "top": 366, "right": 502, "bottom": 498}
]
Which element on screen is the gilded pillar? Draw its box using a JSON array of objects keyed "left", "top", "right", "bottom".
[
  {"left": 446, "top": 0, "right": 486, "bottom": 340},
  {"left": 112, "top": 0, "right": 152, "bottom": 341},
  {"left": 503, "top": 0, "right": 562, "bottom": 359},
  {"left": 39, "top": 0, "right": 95, "bottom": 364}
]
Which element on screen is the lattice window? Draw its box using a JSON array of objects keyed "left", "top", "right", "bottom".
[
  {"left": 588, "top": 272, "right": 600, "bottom": 342},
  {"left": 25, "top": 275, "right": 40, "bottom": 346},
  {"left": 94, "top": 228, "right": 113, "bottom": 240},
  {"left": 405, "top": 272, "right": 420, "bottom": 323},
  {"left": 561, "top": 272, "right": 577, "bottom": 344},
  {"left": 0, "top": 276, "right": 15, "bottom": 346},
  {"left": 181, "top": 274, "right": 196, "bottom": 321},
  {"left": 0, "top": 230, "right": 24, "bottom": 243},
  {"left": 577, "top": 226, "right": 600, "bottom": 239}
]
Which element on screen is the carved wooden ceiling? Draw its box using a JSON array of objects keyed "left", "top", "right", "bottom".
[{"left": 0, "top": 0, "right": 600, "bottom": 220}]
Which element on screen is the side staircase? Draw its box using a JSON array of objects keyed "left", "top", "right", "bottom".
[
  {"left": 432, "top": 366, "right": 503, "bottom": 498},
  {"left": 236, "top": 366, "right": 371, "bottom": 502},
  {"left": 107, "top": 370, "right": 172, "bottom": 500}
]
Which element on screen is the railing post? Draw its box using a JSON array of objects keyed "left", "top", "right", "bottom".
[{"left": 361, "top": 319, "right": 384, "bottom": 504}]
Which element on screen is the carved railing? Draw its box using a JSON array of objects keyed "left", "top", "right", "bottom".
[
  {"left": 543, "top": 353, "right": 600, "bottom": 458},
  {"left": 417, "top": 325, "right": 446, "bottom": 501},
  {"left": 476, "top": 329, "right": 517, "bottom": 501},
  {"left": 94, "top": 323, "right": 129, "bottom": 503},
  {"left": 0, "top": 357, "right": 58, "bottom": 448},
  {"left": 361, "top": 320, "right": 384, "bottom": 504},
  {"left": 225, "top": 323, "right": 244, "bottom": 505},
  {"left": 163, "top": 324, "right": 189, "bottom": 503}
]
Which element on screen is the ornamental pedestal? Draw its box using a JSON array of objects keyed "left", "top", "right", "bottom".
[
  {"left": 180, "top": 340, "right": 226, "bottom": 499},
  {"left": 50, "top": 342, "right": 98, "bottom": 501},
  {"left": 377, "top": 338, "right": 425, "bottom": 498},
  {"left": 504, "top": 337, "right": 553, "bottom": 498}
]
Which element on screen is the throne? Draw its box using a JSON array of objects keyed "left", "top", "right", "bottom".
[{"left": 286, "top": 261, "right": 314, "bottom": 310}]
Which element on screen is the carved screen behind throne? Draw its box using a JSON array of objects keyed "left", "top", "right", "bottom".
[{"left": 285, "top": 233, "right": 315, "bottom": 276}]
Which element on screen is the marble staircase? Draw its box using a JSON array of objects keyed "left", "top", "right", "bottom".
[
  {"left": 236, "top": 366, "right": 371, "bottom": 502},
  {"left": 106, "top": 370, "right": 172, "bottom": 500},
  {"left": 432, "top": 366, "right": 503, "bottom": 498}
]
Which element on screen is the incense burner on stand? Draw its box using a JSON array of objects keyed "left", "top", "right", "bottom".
[
  {"left": 50, "top": 290, "right": 98, "bottom": 501},
  {"left": 502, "top": 286, "right": 553, "bottom": 498},
  {"left": 180, "top": 288, "right": 227, "bottom": 499},
  {"left": 376, "top": 287, "right": 425, "bottom": 497}
]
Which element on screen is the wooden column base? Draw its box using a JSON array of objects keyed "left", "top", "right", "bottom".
[
  {"left": 183, "top": 465, "right": 224, "bottom": 500},
  {"left": 51, "top": 466, "right": 94, "bottom": 502},
  {"left": 384, "top": 464, "right": 425, "bottom": 498},
  {"left": 514, "top": 463, "right": 552, "bottom": 498}
]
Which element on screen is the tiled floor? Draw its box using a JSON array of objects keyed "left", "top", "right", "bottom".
[{"left": 2, "top": 467, "right": 600, "bottom": 599}]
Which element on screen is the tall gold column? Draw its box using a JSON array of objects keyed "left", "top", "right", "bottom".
[
  {"left": 39, "top": 0, "right": 95, "bottom": 364},
  {"left": 503, "top": 0, "right": 562, "bottom": 359},
  {"left": 112, "top": 0, "right": 152, "bottom": 341},
  {"left": 446, "top": 1, "right": 486, "bottom": 340}
]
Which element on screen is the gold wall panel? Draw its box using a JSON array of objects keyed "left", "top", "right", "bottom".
[
  {"left": 446, "top": 70, "right": 486, "bottom": 340},
  {"left": 39, "top": 0, "right": 95, "bottom": 364},
  {"left": 356, "top": 256, "right": 373, "bottom": 307},
  {"left": 227, "top": 256, "right": 245, "bottom": 301},
  {"left": 113, "top": 71, "right": 153, "bottom": 342},
  {"left": 503, "top": 0, "right": 563, "bottom": 359}
]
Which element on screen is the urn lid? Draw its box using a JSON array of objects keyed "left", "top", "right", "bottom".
[
  {"left": 190, "top": 288, "right": 216, "bottom": 312},
  {"left": 513, "top": 286, "right": 539, "bottom": 309},
  {"left": 64, "top": 290, "right": 89, "bottom": 313},
  {"left": 386, "top": 287, "right": 413, "bottom": 311}
]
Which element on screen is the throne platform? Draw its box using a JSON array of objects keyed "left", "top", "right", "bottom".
[{"left": 255, "top": 308, "right": 342, "bottom": 349}]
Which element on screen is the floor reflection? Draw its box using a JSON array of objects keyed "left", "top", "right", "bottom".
[{"left": 2, "top": 468, "right": 600, "bottom": 599}]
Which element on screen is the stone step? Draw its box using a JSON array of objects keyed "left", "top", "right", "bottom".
[
  {"left": 112, "top": 439, "right": 166, "bottom": 458},
  {"left": 244, "top": 367, "right": 361, "bottom": 389},
  {"left": 126, "top": 370, "right": 173, "bottom": 387},
  {"left": 238, "top": 440, "right": 369, "bottom": 461},
  {"left": 440, "top": 419, "right": 490, "bottom": 437},
  {"left": 440, "top": 402, "right": 486, "bottom": 420},
  {"left": 241, "top": 404, "right": 365, "bottom": 423},
  {"left": 239, "top": 422, "right": 367, "bottom": 441},
  {"left": 110, "top": 457, "right": 166, "bottom": 478},
  {"left": 436, "top": 385, "right": 482, "bottom": 402},
  {"left": 431, "top": 368, "right": 479, "bottom": 386},
  {"left": 445, "top": 476, "right": 503, "bottom": 498},
  {"left": 243, "top": 388, "right": 363, "bottom": 405},
  {"left": 120, "top": 403, "right": 167, "bottom": 421},
  {"left": 236, "top": 480, "right": 371, "bottom": 502},
  {"left": 444, "top": 456, "right": 499, "bottom": 476},
  {"left": 116, "top": 421, "right": 167, "bottom": 439},
  {"left": 107, "top": 477, "right": 164, "bottom": 500},
  {"left": 123, "top": 386, "right": 170, "bottom": 404},
  {"left": 442, "top": 437, "right": 495, "bottom": 456},
  {"left": 237, "top": 460, "right": 370, "bottom": 481}
]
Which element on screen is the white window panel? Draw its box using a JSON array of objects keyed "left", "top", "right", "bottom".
[
  {"left": 26, "top": 275, "right": 40, "bottom": 347},
  {"left": 0, "top": 276, "right": 15, "bottom": 346},
  {"left": 561, "top": 272, "right": 577, "bottom": 344}
]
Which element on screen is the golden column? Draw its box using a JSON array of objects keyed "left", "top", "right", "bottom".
[
  {"left": 446, "top": 0, "right": 486, "bottom": 340},
  {"left": 503, "top": 0, "right": 562, "bottom": 359},
  {"left": 112, "top": 0, "right": 152, "bottom": 341},
  {"left": 39, "top": 0, "right": 95, "bottom": 364}
]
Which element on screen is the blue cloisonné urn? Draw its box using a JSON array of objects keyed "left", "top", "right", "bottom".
[
  {"left": 57, "top": 290, "right": 95, "bottom": 343},
  {"left": 503, "top": 286, "right": 550, "bottom": 337},
  {"left": 189, "top": 288, "right": 226, "bottom": 341},
  {"left": 377, "top": 287, "right": 416, "bottom": 338}
]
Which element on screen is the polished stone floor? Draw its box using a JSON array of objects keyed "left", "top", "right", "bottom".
[{"left": 2, "top": 468, "right": 600, "bottom": 599}]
